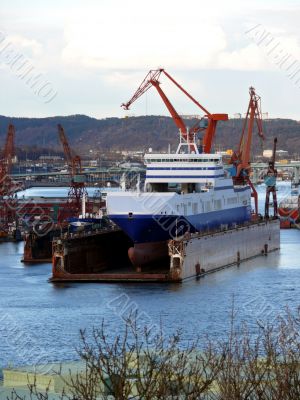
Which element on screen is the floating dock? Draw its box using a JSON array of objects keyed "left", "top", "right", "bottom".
[
  {"left": 168, "top": 218, "right": 279, "bottom": 280},
  {"left": 22, "top": 232, "right": 51, "bottom": 263},
  {"left": 22, "top": 228, "right": 62, "bottom": 263},
  {"left": 51, "top": 227, "right": 133, "bottom": 281},
  {"left": 50, "top": 218, "right": 280, "bottom": 283}
]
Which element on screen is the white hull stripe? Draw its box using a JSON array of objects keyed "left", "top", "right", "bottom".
[
  {"left": 147, "top": 167, "right": 223, "bottom": 171},
  {"left": 146, "top": 174, "right": 225, "bottom": 179}
]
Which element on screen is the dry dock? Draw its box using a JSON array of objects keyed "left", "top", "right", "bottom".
[
  {"left": 22, "top": 227, "right": 63, "bottom": 263},
  {"left": 168, "top": 218, "right": 279, "bottom": 280},
  {"left": 51, "top": 218, "right": 280, "bottom": 283}
]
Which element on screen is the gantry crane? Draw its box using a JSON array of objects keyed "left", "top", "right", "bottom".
[
  {"left": 229, "top": 87, "right": 265, "bottom": 215},
  {"left": 264, "top": 137, "right": 278, "bottom": 218},
  {"left": 122, "top": 69, "right": 228, "bottom": 153},
  {"left": 57, "top": 124, "right": 87, "bottom": 215}
]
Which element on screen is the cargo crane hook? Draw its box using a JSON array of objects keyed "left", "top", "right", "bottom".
[{"left": 122, "top": 69, "right": 228, "bottom": 153}]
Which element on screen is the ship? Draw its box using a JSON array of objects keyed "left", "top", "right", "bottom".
[
  {"left": 278, "top": 186, "right": 300, "bottom": 228},
  {"left": 106, "top": 136, "right": 252, "bottom": 267}
]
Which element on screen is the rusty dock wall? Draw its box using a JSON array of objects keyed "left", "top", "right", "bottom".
[
  {"left": 22, "top": 226, "right": 66, "bottom": 263},
  {"left": 51, "top": 228, "right": 137, "bottom": 281},
  {"left": 168, "top": 218, "right": 280, "bottom": 281},
  {"left": 51, "top": 219, "right": 280, "bottom": 283}
]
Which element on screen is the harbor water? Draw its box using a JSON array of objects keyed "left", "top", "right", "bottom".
[{"left": 0, "top": 183, "right": 299, "bottom": 368}]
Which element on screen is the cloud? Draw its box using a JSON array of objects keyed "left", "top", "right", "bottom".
[
  {"left": 5, "top": 34, "right": 43, "bottom": 58},
  {"left": 61, "top": 1, "right": 228, "bottom": 70},
  {"left": 216, "top": 43, "right": 271, "bottom": 71},
  {"left": 1, "top": 0, "right": 300, "bottom": 119},
  {"left": 60, "top": 0, "right": 300, "bottom": 75}
]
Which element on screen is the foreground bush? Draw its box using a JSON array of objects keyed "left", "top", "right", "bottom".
[{"left": 8, "top": 308, "right": 300, "bottom": 400}]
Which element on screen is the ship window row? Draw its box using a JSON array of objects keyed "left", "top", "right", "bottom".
[
  {"left": 174, "top": 199, "right": 228, "bottom": 214},
  {"left": 214, "top": 199, "right": 222, "bottom": 210},
  {"left": 145, "top": 158, "right": 220, "bottom": 163},
  {"left": 227, "top": 197, "right": 237, "bottom": 204},
  {"left": 176, "top": 198, "right": 238, "bottom": 209},
  {"left": 176, "top": 202, "right": 205, "bottom": 213}
]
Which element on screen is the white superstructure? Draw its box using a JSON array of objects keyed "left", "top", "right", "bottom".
[{"left": 107, "top": 136, "right": 252, "bottom": 244}]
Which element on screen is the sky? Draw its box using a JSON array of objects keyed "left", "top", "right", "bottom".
[{"left": 0, "top": 0, "right": 300, "bottom": 119}]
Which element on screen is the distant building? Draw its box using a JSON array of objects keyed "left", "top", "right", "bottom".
[
  {"left": 39, "top": 155, "right": 64, "bottom": 162},
  {"left": 276, "top": 149, "right": 289, "bottom": 157},
  {"left": 263, "top": 149, "right": 273, "bottom": 158},
  {"left": 233, "top": 113, "right": 242, "bottom": 119},
  {"left": 262, "top": 112, "right": 269, "bottom": 120},
  {"left": 180, "top": 114, "right": 201, "bottom": 120},
  {"left": 121, "top": 150, "right": 144, "bottom": 156},
  {"left": 263, "top": 149, "right": 288, "bottom": 158}
]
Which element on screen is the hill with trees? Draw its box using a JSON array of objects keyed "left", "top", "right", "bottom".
[{"left": 0, "top": 114, "right": 300, "bottom": 158}]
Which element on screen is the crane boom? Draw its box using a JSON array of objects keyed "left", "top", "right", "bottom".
[
  {"left": 122, "top": 68, "right": 228, "bottom": 153},
  {"left": 0, "top": 124, "right": 19, "bottom": 229},
  {"left": 57, "top": 124, "right": 83, "bottom": 177},
  {"left": 160, "top": 70, "right": 228, "bottom": 153},
  {"left": 1, "top": 124, "right": 15, "bottom": 175},
  {"left": 122, "top": 69, "right": 190, "bottom": 148},
  {"left": 57, "top": 124, "right": 86, "bottom": 215},
  {"left": 161, "top": 69, "right": 211, "bottom": 115},
  {"left": 236, "top": 87, "right": 264, "bottom": 177},
  {"left": 230, "top": 87, "right": 265, "bottom": 216},
  {"left": 151, "top": 80, "right": 187, "bottom": 137},
  {"left": 122, "top": 69, "right": 163, "bottom": 110},
  {"left": 0, "top": 124, "right": 15, "bottom": 196},
  {"left": 57, "top": 124, "right": 73, "bottom": 169}
]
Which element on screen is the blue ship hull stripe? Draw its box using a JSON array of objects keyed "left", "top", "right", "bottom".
[
  {"left": 234, "top": 187, "right": 250, "bottom": 192},
  {"left": 214, "top": 186, "right": 233, "bottom": 190},
  {"left": 109, "top": 206, "right": 251, "bottom": 244}
]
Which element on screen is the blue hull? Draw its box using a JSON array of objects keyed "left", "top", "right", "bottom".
[{"left": 109, "top": 206, "right": 251, "bottom": 243}]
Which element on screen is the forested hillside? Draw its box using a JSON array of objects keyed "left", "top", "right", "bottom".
[{"left": 0, "top": 114, "right": 299, "bottom": 157}]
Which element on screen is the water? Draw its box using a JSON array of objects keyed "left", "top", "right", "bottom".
[{"left": 0, "top": 183, "right": 299, "bottom": 368}]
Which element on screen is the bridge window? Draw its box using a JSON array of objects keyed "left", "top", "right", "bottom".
[
  {"left": 214, "top": 199, "right": 222, "bottom": 210},
  {"left": 192, "top": 203, "right": 198, "bottom": 214}
]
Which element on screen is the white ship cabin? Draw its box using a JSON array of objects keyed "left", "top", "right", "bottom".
[{"left": 143, "top": 131, "right": 232, "bottom": 196}]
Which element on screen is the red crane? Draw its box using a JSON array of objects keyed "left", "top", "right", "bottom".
[
  {"left": 122, "top": 69, "right": 228, "bottom": 153},
  {"left": 0, "top": 124, "right": 20, "bottom": 230},
  {"left": 229, "top": 87, "right": 264, "bottom": 215},
  {"left": 0, "top": 123, "right": 15, "bottom": 196},
  {"left": 57, "top": 124, "right": 87, "bottom": 215}
]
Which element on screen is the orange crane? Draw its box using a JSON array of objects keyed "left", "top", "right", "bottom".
[
  {"left": 0, "top": 123, "right": 15, "bottom": 197},
  {"left": 122, "top": 69, "right": 228, "bottom": 153},
  {"left": 0, "top": 124, "right": 20, "bottom": 231},
  {"left": 57, "top": 124, "right": 87, "bottom": 215},
  {"left": 229, "top": 87, "right": 264, "bottom": 215}
]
